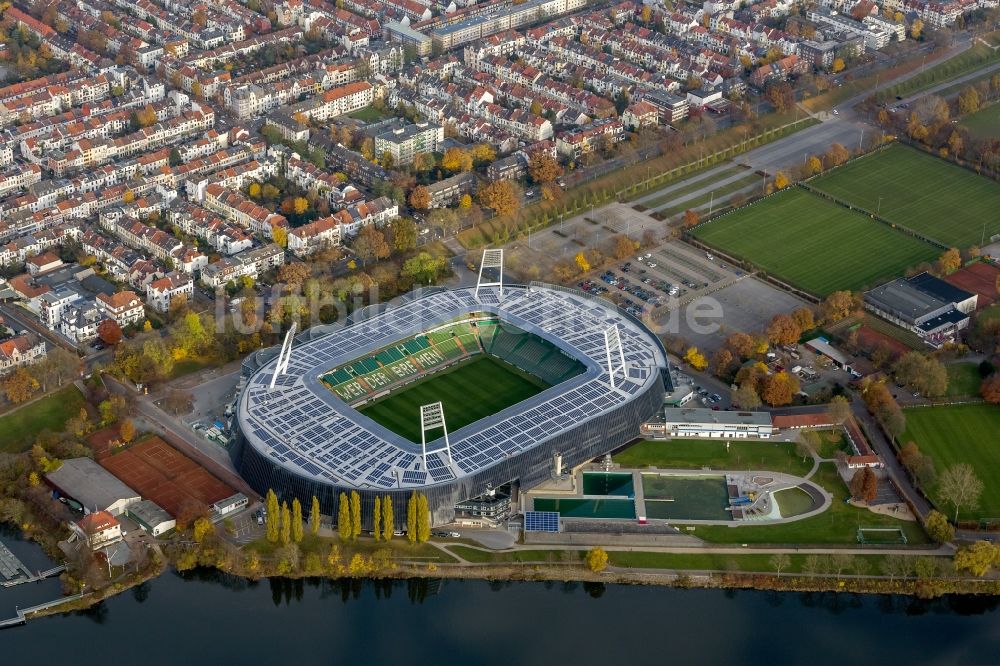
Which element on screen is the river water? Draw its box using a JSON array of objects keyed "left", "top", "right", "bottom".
[{"left": 2, "top": 566, "right": 999, "bottom": 664}]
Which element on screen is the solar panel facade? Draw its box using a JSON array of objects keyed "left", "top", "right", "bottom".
[{"left": 232, "top": 284, "right": 667, "bottom": 529}]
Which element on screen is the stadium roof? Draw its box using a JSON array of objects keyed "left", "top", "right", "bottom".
[{"left": 238, "top": 285, "right": 667, "bottom": 491}]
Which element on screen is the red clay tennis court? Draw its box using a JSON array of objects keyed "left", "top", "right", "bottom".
[
  {"left": 945, "top": 263, "right": 1000, "bottom": 308},
  {"left": 99, "top": 436, "right": 234, "bottom": 517}
]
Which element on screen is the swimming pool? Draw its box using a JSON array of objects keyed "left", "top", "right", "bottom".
[
  {"left": 533, "top": 498, "right": 637, "bottom": 519},
  {"left": 582, "top": 472, "right": 634, "bottom": 497},
  {"left": 642, "top": 474, "right": 731, "bottom": 521}
]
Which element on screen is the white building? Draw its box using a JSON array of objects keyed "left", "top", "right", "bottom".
[{"left": 641, "top": 407, "right": 774, "bottom": 439}]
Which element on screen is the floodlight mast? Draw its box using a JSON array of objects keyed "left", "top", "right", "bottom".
[
  {"left": 269, "top": 322, "right": 297, "bottom": 389},
  {"left": 420, "top": 401, "right": 452, "bottom": 471},
  {"left": 604, "top": 324, "right": 626, "bottom": 389},
  {"left": 475, "top": 248, "right": 504, "bottom": 301}
]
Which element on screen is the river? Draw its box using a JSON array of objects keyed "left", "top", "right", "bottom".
[{"left": 2, "top": 567, "right": 1000, "bottom": 663}]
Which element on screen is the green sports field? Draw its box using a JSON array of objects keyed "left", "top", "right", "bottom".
[
  {"left": 961, "top": 103, "right": 1000, "bottom": 140},
  {"left": 690, "top": 188, "right": 939, "bottom": 295},
  {"left": 901, "top": 404, "right": 1000, "bottom": 521},
  {"left": 359, "top": 355, "right": 548, "bottom": 442},
  {"left": 810, "top": 144, "right": 1000, "bottom": 247}
]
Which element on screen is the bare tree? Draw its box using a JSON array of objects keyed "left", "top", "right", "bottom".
[
  {"left": 880, "top": 554, "right": 913, "bottom": 583},
  {"left": 938, "top": 463, "right": 984, "bottom": 522},
  {"left": 769, "top": 553, "right": 791, "bottom": 575},
  {"left": 802, "top": 553, "right": 822, "bottom": 577}
]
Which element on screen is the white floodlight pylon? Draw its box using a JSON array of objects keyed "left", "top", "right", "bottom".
[
  {"left": 269, "top": 322, "right": 297, "bottom": 389},
  {"left": 419, "top": 401, "right": 452, "bottom": 470},
  {"left": 475, "top": 248, "right": 504, "bottom": 301},
  {"left": 604, "top": 324, "right": 627, "bottom": 389}
]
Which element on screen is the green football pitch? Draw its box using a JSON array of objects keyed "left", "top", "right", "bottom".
[
  {"left": 810, "top": 144, "right": 1000, "bottom": 248},
  {"left": 690, "top": 188, "right": 938, "bottom": 295},
  {"left": 901, "top": 404, "right": 1000, "bottom": 522},
  {"left": 358, "top": 355, "right": 549, "bottom": 443}
]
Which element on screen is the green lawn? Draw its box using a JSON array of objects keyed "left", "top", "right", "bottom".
[
  {"left": 347, "top": 105, "right": 390, "bottom": 123},
  {"left": 676, "top": 463, "right": 927, "bottom": 545},
  {"left": 690, "top": 188, "right": 938, "bottom": 295},
  {"left": 962, "top": 102, "right": 1000, "bottom": 140},
  {"left": 359, "top": 355, "right": 547, "bottom": 442},
  {"left": 609, "top": 550, "right": 893, "bottom": 574},
  {"left": 901, "top": 404, "right": 1000, "bottom": 521},
  {"left": 773, "top": 487, "right": 815, "bottom": 517},
  {"left": 947, "top": 363, "right": 984, "bottom": 398},
  {"left": 447, "top": 545, "right": 578, "bottom": 564},
  {"left": 0, "top": 385, "right": 87, "bottom": 453},
  {"left": 810, "top": 144, "right": 1000, "bottom": 247},
  {"left": 613, "top": 439, "right": 814, "bottom": 477}
]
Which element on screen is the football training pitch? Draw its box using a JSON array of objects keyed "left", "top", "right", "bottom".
[
  {"left": 359, "top": 355, "right": 549, "bottom": 443},
  {"left": 810, "top": 144, "right": 1000, "bottom": 247},
  {"left": 901, "top": 404, "right": 1000, "bottom": 521},
  {"left": 690, "top": 188, "right": 938, "bottom": 295}
]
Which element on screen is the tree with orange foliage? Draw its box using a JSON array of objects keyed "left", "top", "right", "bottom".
[{"left": 761, "top": 371, "right": 799, "bottom": 406}]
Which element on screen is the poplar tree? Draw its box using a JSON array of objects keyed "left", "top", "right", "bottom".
[
  {"left": 310, "top": 496, "right": 321, "bottom": 536},
  {"left": 265, "top": 489, "right": 279, "bottom": 543},
  {"left": 350, "top": 491, "right": 362, "bottom": 539},
  {"left": 382, "top": 495, "right": 394, "bottom": 542},
  {"left": 373, "top": 496, "right": 382, "bottom": 542},
  {"left": 280, "top": 501, "right": 291, "bottom": 546},
  {"left": 416, "top": 493, "right": 431, "bottom": 543},
  {"left": 292, "top": 497, "right": 304, "bottom": 543},
  {"left": 337, "top": 492, "right": 351, "bottom": 541},
  {"left": 407, "top": 491, "right": 418, "bottom": 543}
]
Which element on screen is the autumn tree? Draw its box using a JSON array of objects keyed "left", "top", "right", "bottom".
[
  {"left": 824, "top": 143, "right": 850, "bottom": 169},
  {"left": 849, "top": 467, "right": 878, "bottom": 502},
  {"left": 807, "top": 156, "right": 823, "bottom": 175},
  {"left": 767, "top": 313, "right": 801, "bottom": 346},
  {"left": 725, "top": 332, "right": 755, "bottom": 359},
  {"left": 350, "top": 490, "right": 361, "bottom": 539},
  {"left": 981, "top": 373, "right": 1000, "bottom": 404},
  {"left": 586, "top": 546, "right": 609, "bottom": 573},
  {"left": 684, "top": 346, "right": 708, "bottom": 371},
  {"left": 470, "top": 143, "right": 496, "bottom": 164},
  {"left": 478, "top": 180, "right": 520, "bottom": 216},
  {"left": 338, "top": 491, "right": 351, "bottom": 541},
  {"left": 389, "top": 216, "right": 418, "bottom": 253},
  {"left": 937, "top": 247, "right": 961, "bottom": 274},
  {"left": 416, "top": 493, "right": 430, "bottom": 543},
  {"left": 761, "top": 371, "right": 799, "bottom": 406},
  {"left": 574, "top": 251, "right": 591, "bottom": 273},
  {"left": 352, "top": 224, "right": 390, "bottom": 266},
  {"left": 953, "top": 541, "right": 999, "bottom": 577},
  {"left": 280, "top": 500, "right": 291, "bottom": 546},
  {"left": 892, "top": 352, "right": 948, "bottom": 398},
  {"left": 938, "top": 463, "right": 983, "bottom": 522},
  {"left": 2, "top": 367, "right": 39, "bottom": 404},
  {"left": 441, "top": 147, "right": 473, "bottom": 173},
  {"left": 272, "top": 226, "right": 288, "bottom": 248},
  {"left": 831, "top": 58, "right": 845, "bottom": 73},
  {"left": 373, "top": 496, "right": 382, "bottom": 542},
  {"left": 682, "top": 209, "right": 700, "bottom": 228},
  {"left": 119, "top": 419, "right": 136, "bottom": 443},
  {"left": 97, "top": 319, "right": 123, "bottom": 345},
  {"left": 910, "top": 18, "right": 923, "bottom": 39},
  {"left": 613, "top": 234, "right": 636, "bottom": 260},
  {"left": 265, "top": 489, "right": 280, "bottom": 543},
  {"left": 382, "top": 495, "right": 394, "bottom": 541},
  {"left": 826, "top": 395, "right": 852, "bottom": 424},
  {"left": 407, "top": 491, "right": 418, "bottom": 543},
  {"left": 731, "top": 383, "right": 762, "bottom": 409},
  {"left": 820, "top": 290, "right": 857, "bottom": 323},
  {"left": 277, "top": 262, "right": 310, "bottom": 288},
  {"left": 711, "top": 348, "right": 735, "bottom": 378},
  {"left": 408, "top": 185, "right": 431, "bottom": 211},
  {"left": 311, "top": 495, "right": 321, "bottom": 536},
  {"left": 924, "top": 510, "right": 955, "bottom": 543},
  {"left": 402, "top": 252, "right": 447, "bottom": 284},
  {"left": 774, "top": 171, "right": 790, "bottom": 189},
  {"left": 528, "top": 153, "right": 563, "bottom": 184}
]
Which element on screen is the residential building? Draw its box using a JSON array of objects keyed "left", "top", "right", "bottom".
[
  {"left": 96, "top": 291, "right": 145, "bottom": 328},
  {"left": 374, "top": 121, "right": 444, "bottom": 165},
  {"left": 146, "top": 272, "right": 194, "bottom": 313}
]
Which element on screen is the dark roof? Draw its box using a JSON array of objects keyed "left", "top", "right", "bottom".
[
  {"left": 917, "top": 307, "right": 968, "bottom": 333},
  {"left": 908, "top": 271, "right": 973, "bottom": 306}
]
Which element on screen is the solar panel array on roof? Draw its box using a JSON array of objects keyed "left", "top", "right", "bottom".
[
  {"left": 524, "top": 511, "right": 560, "bottom": 532},
  {"left": 240, "top": 285, "right": 665, "bottom": 489}
]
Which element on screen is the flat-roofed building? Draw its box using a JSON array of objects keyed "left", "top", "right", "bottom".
[
  {"left": 641, "top": 407, "right": 773, "bottom": 439},
  {"left": 127, "top": 499, "right": 176, "bottom": 536},
  {"left": 46, "top": 457, "right": 141, "bottom": 517},
  {"left": 864, "top": 272, "right": 975, "bottom": 347}
]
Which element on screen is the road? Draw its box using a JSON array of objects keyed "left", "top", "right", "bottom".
[{"left": 104, "top": 374, "right": 258, "bottom": 500}]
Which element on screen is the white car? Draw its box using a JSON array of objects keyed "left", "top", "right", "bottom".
[
  {"left": 647, "top": 261, "right": 657, "bottom": 268},
  {"left": 833, "top": 109, "right": 839, "bottom": 115}
]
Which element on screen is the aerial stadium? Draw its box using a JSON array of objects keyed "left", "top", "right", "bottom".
[{"left": 232, "top": 268, "right": 669, "bottom": 528}]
